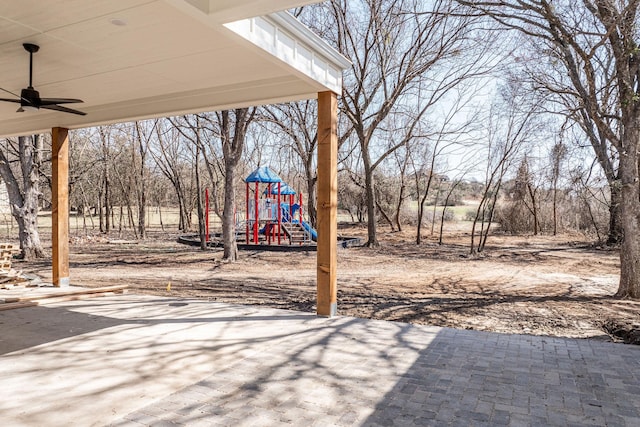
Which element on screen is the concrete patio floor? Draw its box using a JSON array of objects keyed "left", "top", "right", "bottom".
[{"left": 0, "top": 295, "right": 639, "bottom": 427}]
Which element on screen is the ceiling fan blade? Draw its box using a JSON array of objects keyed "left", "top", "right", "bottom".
[
  {"left": 0, "top": 98, "right": 22, "bottom": 104},
  {"left": 41, "top": 104, "right": 87, "bottom": 116},
  {"left": 0, "top": 87, "right": 22, "bottom": 99},
  {"left": 40, "top": 98, "right": 84, "bottom": 106}
]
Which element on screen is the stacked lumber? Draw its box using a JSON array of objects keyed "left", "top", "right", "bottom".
[
  {"left": 0, "top": 243, "right": 25, "bottom": 289},
  {"left": 0, "top": 285, "right": 128, "bottom": 311}
]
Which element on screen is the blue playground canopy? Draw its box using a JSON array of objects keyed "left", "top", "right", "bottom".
[
  {"left": 264, "top": 183, "right": 296, "bottom": 195},
  {"left": 245, "top": 166, "right": 283, "bottom": 183}
]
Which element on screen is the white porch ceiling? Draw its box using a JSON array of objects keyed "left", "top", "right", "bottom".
[{"left": 0, "top": 0, "right": 347, "bottom": 137}]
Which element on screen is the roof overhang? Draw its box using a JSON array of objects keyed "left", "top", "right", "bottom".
[{"left": 0, "top": 0, "right": 349, "bottom": 138}]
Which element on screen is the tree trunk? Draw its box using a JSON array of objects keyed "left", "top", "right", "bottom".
[
  {"left": 195, "top": 145, "right": 207, "bottom": 250},
  {"left": 394, "top": 153, "right": 408, "bottom": 233},
  {"left": 220, "top": 109, "right": 252, "bottom": 261},
  {"left": 127, "top": 203, "right": 137, "bottom": 237},
  {"left": 430, "top": 181, "right": 442, "bottom": 236},
  {"left": 104, "top": 170, "right": 110, "bottom": 233},
  {"left": 178, "top": 200, "right": 185, "bottom": 231},
  {"left": 136, "top": 133, "right": 147, "bottom": 238},
  {"left": 439, "top": 180, "right": 459, "bottom": 245},
  {"left": 416, "top": 169, "right": 434, "bottom": 245},
  {"left": 471, "top": 186, "right": 494, "bottom": 255},
  {"left": 394, "top": 179, "right": 405, "bottom": 232},
  {"left": 159, "top": 203, "right": 164, "bottom": 231},
  {"left": 607, "top": 182, "right": 623, "bottom": 245},
  {"left": 0, "top": 136, "right": 46, "bottom": 259},
  {"left": 375, "top": 199, "right": 395, "bottom": 230},
  {"left": 174, "top": 180, "right": 191, "bottom": 232},
  {"left": 363, "top": 154, "right": 378, "bottom": 247},
  {"left": 98, "top": 189, "right": 104, "bottom": 233},
  {"left": 222, "top": 160, "right": 238, "bottom": 260},
  {"left": 552, "top": 179, "right": 558, "bottom": 236},
  {"left": 12, "top": 193, "right": 44, "bottom": 260},
  {"left": 470, "top": 200, "right": 484, "bottom": 255},
  {"left": 527, "top": 183, "right": 538, "bottom": 235},
  {"left": 616, "top": 123, "right": 640, "bottom": 299},
  {"left": 305, "top": 167, "right": 317, "bottom": 229},
  {"left": 479, "top": 181, "right": 502, "bottom": 252},
  {"left": 138, "top": 187, "right": 146, "bottom": 238}
]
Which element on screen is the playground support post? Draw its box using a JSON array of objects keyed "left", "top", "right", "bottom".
[
  {"left": 277, "top": 182, "right": 281, "bottom": 245},
  {"left": 267, "top": 184, "right": 272, "bottom": 245},
  {"left": 299, "top": 193, "right": 303, "bottom": 245},
  {"left": 254, "top": 181, "right": 259, "bottom": 244},
  {"left": 317, "top": 91, "right": 338, "bottom": 317},
  {"left": 245, "top": 183, "right": 249, "bottom": 245},
  {"left": 289, "top": 194, "right": 293, "bottom": 218}
]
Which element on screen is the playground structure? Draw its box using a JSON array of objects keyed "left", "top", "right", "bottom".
[
  {"left": 179, "top": 166, "right": 361, "bottom": 250},
  {"left": 242, "top": 166, "right": 317, "bottom": 246}
]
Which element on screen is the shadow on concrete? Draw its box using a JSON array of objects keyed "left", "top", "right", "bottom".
[
  {"left": 112, "top": 311, "right": 437, "bottom": 426},
  {"left": 115, "top": 308, "right": 640, "bottom": 426},
  {"left": 0, "top": 305, "right": 126, "bottom": 356},
  {"left": 3, "top": 296, "right": 640, "bottom": 426}
]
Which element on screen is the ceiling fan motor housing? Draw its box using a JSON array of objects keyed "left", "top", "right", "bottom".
[{"left": 20, "top": 87, "right": 40, "bottom": 108}]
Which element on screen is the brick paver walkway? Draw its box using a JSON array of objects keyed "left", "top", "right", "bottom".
[
  {"left": 112, "top": 302, "right": 640, "bottom": 426},
  {"left": 1, "top": 295, "right": 638, "bottom": 426}
]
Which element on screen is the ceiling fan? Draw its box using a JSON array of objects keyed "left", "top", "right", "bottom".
[{"left": 0, "top": 43, "right": 86, "bottom": 116}]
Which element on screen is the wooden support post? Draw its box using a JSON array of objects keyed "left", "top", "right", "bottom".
[
  {"left": 316, "top": 91, "right": 338, "bottom": 316},
  {"left": 52, "top": 127, "right": 70, "bottom": 287}
]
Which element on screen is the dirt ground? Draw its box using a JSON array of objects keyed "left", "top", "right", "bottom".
[{"left": 17, "top": 225, "right": 640, "bottom": 343}]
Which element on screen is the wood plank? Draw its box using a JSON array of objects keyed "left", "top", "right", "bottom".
[
  {"left": 316, "top": 91, "right": 338, "bottom": 316},
  {"left": 0, "top": 301, "right": 38, "bottom": 311},
  {"left": 52, "top": 127, "right": 70, "bottom": 287},
  {"left": 14, "top": 285, "right": 128, "bottom": 302},
  {"left": 32, "top": 291, "right": 122, "bottom": 305},
  {"left": 0, "top": 287, "right": 127, "bottom": 311}
]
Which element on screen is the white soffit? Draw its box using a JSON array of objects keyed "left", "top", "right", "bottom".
[
  {"left": 0, "top": 0, "right": 347, "bottom": 138},
  {"left": 187, "top": 0, "right": 321, "bottom": 22},
  {"left": 224, "top": 12, "right": 349, "bottom": 95}
]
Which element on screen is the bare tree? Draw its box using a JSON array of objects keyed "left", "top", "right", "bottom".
[
  {"left": 471, "top": 87, "right": 541, "bottom": 254},
  {"left": 179, "top": 109, "right": 256, "bottom": 259},
  {"left": 133, "top": 120, "right": 158, "bottom": 239},
  {"left": 511, "top": 157, "right": 540, "bottom": 235},
  {"left": 457, "top": 0, "right": 640, "bottom": 297},
  {"left": 412, "top": 86, "right": 483, "bottom": 244},
  {"left": 438, "top": 176, "right": 465, "bottom": 245},
  {"left": 151, "top": 121, "right": 193, "bottom": 232},
  {"left": 169, "top": 115, "right": 213, "bottom": 249},
  {"left": 302, "top": 0, "right": 497, "bottom": 246},
  {"left": 68, "top": 128, "right": 102, "bottom": 233},
  {"left": 549, "top": 139, "right": 568, "bottom": 236},
  {"left": 391, "top": 145, "right": 410, "bottom": 232},
  {"left": 0, "top": 136, "right": 46, "bottom": 259},
  {"left": 97, "top": 126, "right": 112, "bottom": 233},
  {"left": 219, "top": 109, "right": 255, "bottom": 261}
]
